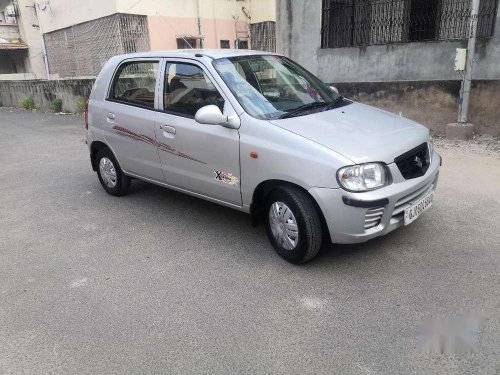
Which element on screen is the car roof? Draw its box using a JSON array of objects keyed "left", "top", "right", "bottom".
[{"left": 112, "top": 49, "right": 279, "bottom": 60}]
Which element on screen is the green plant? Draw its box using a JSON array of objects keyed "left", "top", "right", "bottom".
[
  {"left": 21, "top": 96, "right": 35, "bottom": 110},
  {"left": 76, "top": 98, "right": 86, "bottom": 113},
  {"left": 51, "top": 98, "right": 63, "bottom": 113}
]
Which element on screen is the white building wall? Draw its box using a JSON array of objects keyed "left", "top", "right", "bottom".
[
  {"left": 35, "top": 0, "right": 118, "bottom": 34},
  {"left": 15, "top": 0, "right": 47, "bottom": 79}
]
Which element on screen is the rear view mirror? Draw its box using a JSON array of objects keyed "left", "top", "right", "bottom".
[
  {"left": 330, "top": 86, "right": 339, "bottom": 95},
  {"left": 195, "top": 105, "right": 240, "bottom": 129},
  {"left": 195, "top": 105, "right": 226, "bottom": 125}
]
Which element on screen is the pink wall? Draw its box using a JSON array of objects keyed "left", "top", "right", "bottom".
[{"left": 147, "top": 16, "right": 249, "bottom": 50}]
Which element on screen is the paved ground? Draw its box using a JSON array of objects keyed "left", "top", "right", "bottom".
[{"left": 0, "top": 107, "right": 499, "bottom": 375}]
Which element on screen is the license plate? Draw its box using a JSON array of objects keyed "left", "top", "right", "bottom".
[{"left": 404, "top": 191, "right": 434, "bottom": 225}]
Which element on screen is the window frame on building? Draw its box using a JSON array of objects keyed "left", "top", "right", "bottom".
[
  {"left": 44, "top": 13, "right": 150, "bottom": 78},
  {"left": 176, "top": 38, "right": 198, "bottom": 49},
  {"left": 220, "top": 40, "right": 231, "bottom": 49},
  {"left": 250, "top": 21, "right": 277, "bottom": 52},
  {"left": 237, "top": 39, "right": 249, "bottom": 49},
  {"left": 320, "top": 0, "right": 499, "bottom": 48}
]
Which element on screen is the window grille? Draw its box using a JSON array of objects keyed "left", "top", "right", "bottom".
[
  {"left": 44, "top": 13, "right": 150, "bottom": 77},
  {"left": 321, "top": 0, "right": 498, "bottom": 48},
  {"left": 250, "top": 21, "right": 277, "bottom": 52}
]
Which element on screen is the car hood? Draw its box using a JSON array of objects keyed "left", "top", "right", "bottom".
[{"left": 269, "top": 102, "right": 429, "bottom": 164}]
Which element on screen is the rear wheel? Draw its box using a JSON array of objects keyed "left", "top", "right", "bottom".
[
  {"left": 264, "top": 186, "right": 323, "bottom": 264},
  {"left": 96, "top": 148, "right": 130, "bottom": 196}
]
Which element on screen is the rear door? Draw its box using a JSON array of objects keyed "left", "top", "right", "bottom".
[
  {"left": 153, "top": 59, "right": 242, "bottom": 206},
  {"left": 102, "top": 59, "right": 163, "bottom": 181}
]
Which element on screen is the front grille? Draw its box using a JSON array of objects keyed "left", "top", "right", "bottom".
[
  {"left": 364, "top": 207, "right": 385, "bottom": 230},
  {"left": 395, "top": 143, "right": 430, "bottom": 180}
]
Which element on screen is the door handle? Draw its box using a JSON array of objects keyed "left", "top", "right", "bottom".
[
  {"left": 160, "top": 125, "right": 176, "bottom": 135},
  {"left": 107, "top": 112, "right": 115, "bottom": 120}
]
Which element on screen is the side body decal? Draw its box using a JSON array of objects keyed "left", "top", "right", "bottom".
[
  {"left": 112, "top": 125, "right": 206, "bottom": 164},
  {"left": 214, "top": 169, "right": 239, "bottom": 186}
]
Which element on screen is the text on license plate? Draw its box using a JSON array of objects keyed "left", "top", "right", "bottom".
[{"left": 404, "top": 191, "right": 434, "bottom": 225}]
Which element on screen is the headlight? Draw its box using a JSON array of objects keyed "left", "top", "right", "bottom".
[{"left": 337, "top": 163, "right": 390, "bottom": 192}]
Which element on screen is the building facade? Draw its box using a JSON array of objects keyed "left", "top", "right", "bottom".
[
  {"left": 277, "top": 0, "right": 499, "bottom": 82},
  {"left": 276, "top": 0, "right": 500, "bottom": 136},
  {"left": 0, "top": 0, "right": 276, "bottom": 79},
  {"left": 0, "top": 0, "right": 47, "bottom": 79}
]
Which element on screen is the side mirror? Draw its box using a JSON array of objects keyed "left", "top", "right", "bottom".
[
  {"left": 194, "top": 105, "right": 240, "bottom": 129},
  {"left": 330, "top": 86, "right": 339, "bottom": 95}
]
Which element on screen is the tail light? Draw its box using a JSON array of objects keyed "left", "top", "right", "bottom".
[{"left": 84, "top": 100, "right": 89, "bottom": 130}]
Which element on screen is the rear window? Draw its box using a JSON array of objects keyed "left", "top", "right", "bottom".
[{"left": 109, "top": 61, "right": 159, "bottom": 109}]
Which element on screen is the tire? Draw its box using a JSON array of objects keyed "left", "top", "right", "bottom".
[
  {"left": 264, "top": 185, "right": 323, "bottom": 264},
  {"left": 96, "top": 148, "right": 130, "bottom": 196}
]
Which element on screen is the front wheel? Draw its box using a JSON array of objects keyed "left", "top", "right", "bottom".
[
  {"left": 264, "top": 186, "right": 323, "bottom": 264},
  {"left": 96, "top": 148, "right": 130, "bottom": 196}
]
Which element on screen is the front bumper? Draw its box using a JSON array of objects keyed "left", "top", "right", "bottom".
[{"left": 309, "top": 152, "right": 441, "bottom": 244}]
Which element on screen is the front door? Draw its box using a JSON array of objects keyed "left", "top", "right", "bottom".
[
  {"left": 103, "top": 59, "right": 163, "bottom": 181},
  {"left": 154, "top": 59, "right": 242, "bottom": 206}
]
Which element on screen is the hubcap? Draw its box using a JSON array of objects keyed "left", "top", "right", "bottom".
[
  {"left": 99, "top": 157, "right": 117, "bottom": 188},
  {"left": 269, "top": 201, "right": 299, "bottom": 251}
]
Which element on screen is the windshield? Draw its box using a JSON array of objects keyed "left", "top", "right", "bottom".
[{"left": 213, "top": 55, "right": 342, "bottom": 120}]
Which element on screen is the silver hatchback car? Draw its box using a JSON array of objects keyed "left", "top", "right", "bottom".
[{"left": 86, "top": 50, "right": 441, "bottom": 263}]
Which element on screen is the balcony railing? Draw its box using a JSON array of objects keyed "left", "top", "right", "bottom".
[{"left": 0, "top": 22, "right": 20, "bottom": 42}]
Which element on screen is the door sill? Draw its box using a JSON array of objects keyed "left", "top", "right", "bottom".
[{"left": 123, "top": 170, "right": 247, "bottom": 212}]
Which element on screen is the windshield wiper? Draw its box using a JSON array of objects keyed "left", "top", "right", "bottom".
[
  {"left": 278, "top": 102, "right": 328, "bottom": 119},
  {"left": 323, "top": 95, "right": 347, "bottom": 111}
]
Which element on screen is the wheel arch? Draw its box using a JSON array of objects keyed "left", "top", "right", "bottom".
[
  {"left": 250, "top": 179, "right": 331, "bottom": 243},
  {"left": 90, "top": 141, "right": 116, "bottom": 171}
]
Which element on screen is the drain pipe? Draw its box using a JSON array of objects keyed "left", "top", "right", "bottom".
[
  {"left": 458, "top": 0, "right": 480, "bottom": 123},
  {"left": 197, "top": 0, "right": 203, "bottom": 48},
  {"left": 447, "top": 0, "right": 480, "bottom": 140},
  {"left": 32, "top": 3, "right": 50, "bottom": 80}
]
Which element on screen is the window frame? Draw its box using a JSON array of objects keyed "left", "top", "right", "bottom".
[
  {"left": 176, "top": 38, "right": 198, "bottom": 49},
  {"left": 237, "top": 39, "right": 249, "bottom": 49},
  {"left": 220, "top": 40, "right": 231, "bottom": 49},
  {"left": 106, "top": 58, "right": 161, "bottom": 111},
  {"left": 159, "top": 58, "right": 230, "bottom": 120},
  {"left": 320, "top": 0, "right": 499, "bottom": 48}
]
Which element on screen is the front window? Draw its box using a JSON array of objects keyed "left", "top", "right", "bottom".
[
  {"left": 213, "top": 55, "right": 342, "bottom": 120},
  {"left": 164, "top": 62, "right": 224, "bottom": 117}
]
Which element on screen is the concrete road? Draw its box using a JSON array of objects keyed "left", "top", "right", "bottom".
[{"left": 0, "top": 108, "right": 499, "bottom": 374}]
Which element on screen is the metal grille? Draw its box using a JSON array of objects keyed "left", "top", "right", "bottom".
[
  {"left": 321, "top": 0, "right": 498, "bottom": 48},
  {"left": 44, "top": 13, "right": 150, "bottom": 78},
  {"left": 365, "top": 207, "right": 385, "bottom": 229},
  {"left": 250, "top": 21, "right": 276, "bottom": 52},
  {"left": 395, "top": 143, "right": 431, "bottom": 180}
]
